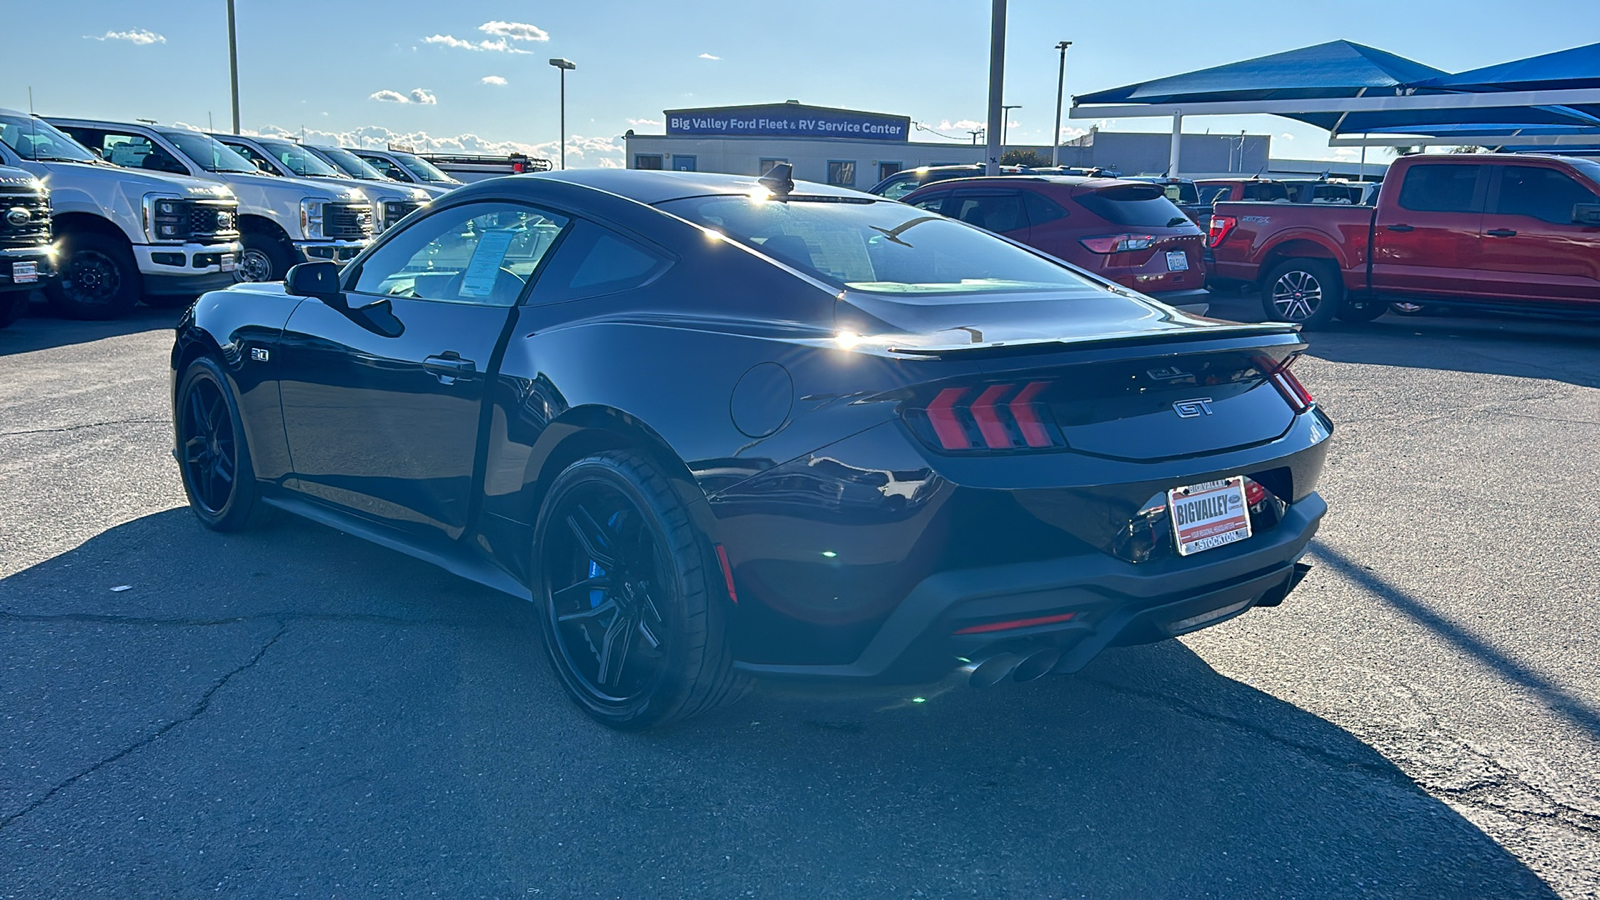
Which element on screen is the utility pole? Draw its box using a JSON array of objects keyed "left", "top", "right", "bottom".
[
  {"left": 1000, "top": 104, "right": 1022, "bottom": 149},
  {"left": 548, "top": 58, "right": 576, "bottom": 169},
  {"left": 1052, "top": 41, "right": 1072, "bottom": 167},
  {"left": 984, "top": 0, "right": 1006, "bottom": 175},
  {"left": 226, "top": 0, "right": 241, "bottom": 133}
]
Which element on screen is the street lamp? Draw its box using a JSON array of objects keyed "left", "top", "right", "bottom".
[
  {"left": 226, "top": 0, "right": 241, "bottom": 133},
  {"left": 1000, "top": 104, "right": 1022, "bottom": 149},
  {"left": 548, "top": 57, "right": 576, "bottom": 170},
  {"left": 1052, "top": 41, "right": 1072, "bottom": 167}
]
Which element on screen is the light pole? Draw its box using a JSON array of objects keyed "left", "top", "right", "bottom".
[
  {"left": 548, "top": 58, "right": 576, "bottom": 169},
  {"left": 984, "top": 0, "right": 1006, "bottom": 175},
  {"left": 1000, "top": 104, "right": 1022, "bottom": 150},
  {"left": 1051, "top": 41, "right": 1072, "bottom": 167},
  {"left": 226, "top": 0, "right": 241, "bottom": 133}
]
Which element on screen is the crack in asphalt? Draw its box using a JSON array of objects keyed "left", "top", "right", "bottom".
[
  {"left": 0, "top": 624, "right": 287, "bottom": 833},
  {"left": 0, "top": 610, "right": 535, "bottom": 631},
  {"left": 0, "top": 418, "right": 164, "bottom": 438}
]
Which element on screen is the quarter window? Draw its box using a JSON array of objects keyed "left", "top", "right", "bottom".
[
  {"left": 351, "top": 202, "right": 570, "bottom": 307},
  {"left": 1398, "top": 164, "right": 1484, "bottom": 214},
  {"left": 1492, "top": 165, "right": 1599, "bottom": 224},
  {"left": 1022, "top": 191, "right": 1069, "bottom": 225},
  {"left": 827, "top": 160, "right": 856, "bottom": 187},
  {"left": 531, "top": 220, "right": 670, "bottom": 304}
]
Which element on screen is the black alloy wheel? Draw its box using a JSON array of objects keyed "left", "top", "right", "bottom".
[
  {"left": 1262, "top": 258, "right": 1343, "bottom": 329},
  {"left": 48, "top": 233, "right": 141, "bottom": 320},
  {"left": 235, "top": 232, "right": 294, "bottom": 283},
  {"left": 175, "top": 357, "right": 271, "bottom": 531},
  {"left": 535, "top": 450, "right": 742, "bottom": 730}
]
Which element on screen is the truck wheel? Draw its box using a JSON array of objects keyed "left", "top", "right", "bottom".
[
  {"left": 1262, "top": 259, "right": 1342, "bottom": 329},
  {"left": 1336, "top": 297, "right": 1387, "bottom": 323},
  {"left": 0, "top": 292, "right": 26, "bottom": 329},
  {"left": 236, "top": 232, "right": 294, "bottom": 283},
  {"left": 47, "top": 233, "right": 142, "bottom": 320}
]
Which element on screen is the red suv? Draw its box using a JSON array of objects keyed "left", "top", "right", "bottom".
[{"left": 900, "top": 176, "right": 1210, "bottom": 310}]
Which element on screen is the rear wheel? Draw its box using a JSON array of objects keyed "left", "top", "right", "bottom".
[
  {"left": 1336, "top": 296, "right": 1387, "bottom": 323},
  {"left": 175, "top": 357, "right": 272, "bottom": 531},
  {"left": 534, "top": 449, "right": 742, "bottom": 730},
  {"left": 1262, "top": 258, "right": 1342, "bottom": 329},
  {"left": 48, "top": 233, "right": 141, "bottom": 320},
  {"left": 235, "top": 232, "right": 294, "bottom": 283}
]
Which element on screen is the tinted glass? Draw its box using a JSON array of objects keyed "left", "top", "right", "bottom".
[
  {"left": 533, "top": 220, "right": 669, "bottom": 304},
  {"left": 908, "top": 191, "right": 949, "bottom": 213},
  {"left": 1023, "top": 191, "right": 1069, "bottom": 224},
  {"left": 391, "top": 152, "right": 455, "bottom": 184},
  {"left": 658, "top": 195, "right": 1100, "bottom": 296},
  {"left": 1493, "top": 165, "right": 1599, "bottom": 224},
  {"left": 357, "top": 153, "right": 410, "bottom": 181},
  {"left": 1196, "top": 185, "right": 1233, "bottom": 206},
  {"left": 0, "top": 115, "right": 97, "bottom": 162},
  {"left": 160, "top": 130, "right": 256, "bottom": 174},
  {"left": 315, "top": 147, "right": 387, "bottom": 180},
  {"left": 880, "top": 176, "right": 922, "bottom": 200},
  {"left": 1240, "top": 182, "right": 1289, "bottom": 202},
  {"left": 1074, "top": 185, "right": 1192, "bottom": 228},
  {"left": 1398, "top": 164, "right": 1483, "bottom": 214},
  {"left": 222, "top": 140, "right": 279, "bottom": 173},
  {"left": 69, "top": 130, "right": 187, "bottom": 175},
  {"left": 950, "top": 192, "right": 1028, "bottom": 233},
  {"left": 1567, "top": 157, "right": 1600, "bottom": 188},
  {"left": 353, "top": 202, "right": 569, "bottom": 306},
  {"left": 255, "top": 138, "right": 341, "bottom": 177}
]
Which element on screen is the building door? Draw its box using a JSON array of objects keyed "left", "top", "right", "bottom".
[
  {"left": 672, "top": 155, "right": 696, "bottom": 172},
  {"left": 878, "top": 162, "right": 901, "bottom": 182}
]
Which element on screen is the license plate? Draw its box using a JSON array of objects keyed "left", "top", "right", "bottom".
[
  {"left": 1165, "top": 250, "right": 1190, "bottom": 272},
  {"left": 219, "top": 254, "right": 236, "bottom": 273},
  {"left": 12, "top": 262, "right": 37, "bottom": 284},
  {"left": 1168, "top": 476, "right": 1251, "bottom": 556}
]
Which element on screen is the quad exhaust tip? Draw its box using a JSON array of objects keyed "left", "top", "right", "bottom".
[{"left": 960, "top": 646, "right": 1063, "bottom": 688}]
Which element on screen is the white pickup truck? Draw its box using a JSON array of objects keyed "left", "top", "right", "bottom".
[
  {"left": 0, "top": 109, "right": 241, "bottom": 319},
  {"left": 210, "top": 134, "right": 434, "bottom": 231},
  {"left": 0, "top": 164, "right": 53, "bottom": 328},
  {"left": 49, "top": 118, "right": 373, "bottom": 284}
]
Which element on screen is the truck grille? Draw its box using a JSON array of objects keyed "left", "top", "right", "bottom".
[
  {"left": 324, "top": 202, "right": 374, "bottom": 240},
  {"left": 188, "top": 200, "right": 240, "bottom": 244},
  {"left": 0, "top": 187, "right": 51, "bottom": 249}
]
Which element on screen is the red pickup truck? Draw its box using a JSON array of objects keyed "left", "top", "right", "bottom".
[{"left": 1207, "top": 153, "right": 1600, "bottom": 327}]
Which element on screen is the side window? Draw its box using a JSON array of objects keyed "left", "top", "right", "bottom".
[
  {"left": 1197, "top": 185, "right": 1233, "bottom": 206},
  {"left": 882, "top": 177, "right": 922, "bottom": 201},
  {"left": 950, "top": 192, "right": 1027, "bottom": 233},
  {"left": 1022, "top": 191, "right": 1069, "bottom": 225},
  {"left": 351, "top": 202, "right": 570, "bottom": 307},
  {"left": 361, "top": 155, "right": 404, "bottom": 179},
  {"left": 530, "top": 219, "right": 670, "bottom": 304},
  {"left": 96, "top": 132, "right": 186, "bottom": 174},
  {"left": 1493, "top": 166, "right": 1599, "bottom": 225},
  {"left": 909, "top": 192, "right": 949, "bottom": 213},
  {"left": 225, "top": 142, "right": 276, "bottom": 173},
  {"left": 1398, "top": 164, "right": 1484, "bottom": 214}
]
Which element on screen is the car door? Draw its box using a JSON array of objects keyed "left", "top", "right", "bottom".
[
  {"left": 1473, "top": 163, "right": 1600, "bottom": 305},
  {"left": 947, "top": 190, "right": 1031, "bottom": 243},
  {"left": 276, "top": 200, "right": 570, "bottom": 540},
  {"left": 1369, "top": 162, "right": 1487, "bottom": 298}
]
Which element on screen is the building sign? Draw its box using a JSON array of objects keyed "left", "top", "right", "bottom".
[{"left": 665, "top": 104, "right": 910, "bottom": 142}]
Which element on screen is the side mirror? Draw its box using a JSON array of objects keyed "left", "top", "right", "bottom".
[
  {"left": 284, "top": 261, "right": 343, "bottom": 300},
  {"left": 1573, "top": 203, "right": 1600, "bottom": 227}
]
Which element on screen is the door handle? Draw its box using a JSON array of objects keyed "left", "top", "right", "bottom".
[
  {"left": 1385, "top": 224, "right": 1415, "bottom": 233},
  {"left": 1486, "top": 228, "right": 1518, "bottom": 238},
  {"left": 423, "top": 353, "right": 477, "bottom": 383}
]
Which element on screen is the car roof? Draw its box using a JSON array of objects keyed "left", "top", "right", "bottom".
[
  {"left": 903, "top": 174, "right": 1150, "bottom": 192},
  {"left": 525, "top": 168, "right": 875, "bottom": 205}
]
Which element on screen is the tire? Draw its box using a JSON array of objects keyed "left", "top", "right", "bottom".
[
  {"left": 175, "top": 357, "right": 272, "bottom": 532},
  {"left": 1262, "top": 258, "right": 1343, "bottom": 329},
  {"left": 1336, "top": 296, "right": 1387, "bottom": 323},
  {"left": 0, "top": 292, "right": 26, "bottom": 329},
  {"left": 47, "top": 233, "right": 141, "bottom": 320},
  {"left": 533, "top": 449, "right": 743, "bottom": 730},
  {"left": 142, "top": 293, "right": 196, "bottom": 310},
  {"left": 235, "top": 231, "right": 295, "bottom": 283}
]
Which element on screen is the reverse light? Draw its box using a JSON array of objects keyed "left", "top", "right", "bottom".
[
  {"left": 915, "top": 382, "right": 1060, "bottom": 451},
  {"left": 1207, "top": 214, "right": 1238, "bottom": 247},
  {"left": 1079, "top": 234, "right": 1157, "bottom": 254}
]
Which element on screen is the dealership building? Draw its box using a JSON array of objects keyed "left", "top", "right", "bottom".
[{"left": 620, "top": 100, "right": 1364, "bottom": 186}]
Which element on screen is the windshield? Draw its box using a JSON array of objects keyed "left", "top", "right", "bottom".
[
  {"left": 256, "top": 139, "right": 341, "bottom": 178},
  {"left": 161, "top": 130, "right": 257, "bottom": 174},
  {"left": 0, "top": 114, "right": 98, "bottom": 162},
  {"left": 314, "top": 146, "right": 387, "bottom": 181},
  {"left": 1567, "top": 156, "right": 1600, "bottom": 189},
  {"left": 659, "top": 194, "right": 1100, "bottom": 295},
  {"left": 392, "top": 151, "right": 457, "bottom": 184}
]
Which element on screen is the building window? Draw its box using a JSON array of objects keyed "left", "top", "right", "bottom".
[
  {"left": 634, "top": 154, "right": 663, "bottom": 170},
  {"left": 758, "top": 157, "right": 787, "bottom": 175},
  {"left": 878, "top": 161, "right": 901, "bottom": 182},
  {"left": 827, "top": 160, "right": 856, "bottom": 187},
  {"left": 672, "top": 155, "right": 697, "bottom": 172}
]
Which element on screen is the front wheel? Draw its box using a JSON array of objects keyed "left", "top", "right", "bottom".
[
  {"left": 47, "top": 233, "right": 142, "bottom": 320},
  {"left": 235, "top": 232, "right": 295, "bottom": 283},
  {"left": 1262, "top": 258, "right": 1343, "bottom": 329},
  {"left": 175, "top": 357, "right": 272, "bottom": 531},
  {"left": 533, "top": 449, "right": 743, "bottom": 730}
]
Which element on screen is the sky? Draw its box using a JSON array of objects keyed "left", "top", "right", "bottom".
[{"left": 2, "top": 0, "right": 1594, "bottom": 167}]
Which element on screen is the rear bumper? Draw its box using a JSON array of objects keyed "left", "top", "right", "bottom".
[{"left": 733, "top": 493, "right": 1326, "bottom": 684}]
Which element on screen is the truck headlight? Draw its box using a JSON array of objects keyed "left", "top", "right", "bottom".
[
  {"left": 142, "top": 194, "right": 191, "bottom": 243},
  {"left": 299, "top": 198, "right": 325, "bottom": 239}
]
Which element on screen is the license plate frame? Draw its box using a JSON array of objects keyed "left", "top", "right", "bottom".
[
  {"left": 12, "top": 261, "right": 37, "bottom": 284},
  {"left": 1167, "top": 476, "right": 1251, "bottom": 556},
  {"left": 1165, "top": 250, "right": 1189, "bottom": 272},
  {"left": 219, "top": 254, "right": 237, "bottom": 273}
]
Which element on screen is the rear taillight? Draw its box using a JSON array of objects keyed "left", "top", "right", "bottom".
[
  {"left": 1078, "top": 234, "right": 1157, "bottom": 254},
  {"left": 1262, "top": 355, "right": 1314, "bottom": 413},
  {"left": 913, "top": 382, "right": 1061, "bottom": 451},
  {"left": 1207, "top": 214, "right": 1238, "bottom": 247}
]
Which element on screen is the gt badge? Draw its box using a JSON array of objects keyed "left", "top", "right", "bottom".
[{"left": 1173, "top": 398, "right": 1213, "bottom": 418}]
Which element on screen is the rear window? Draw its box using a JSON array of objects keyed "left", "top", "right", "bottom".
[
  {"left": 1241, "top": 182, "right": 1290, "bottom": 202},
  {"left": 1073, "top": 184, "right": 1192, "bottom": 228},
  {"left": 1196, "top": 185, "right": 1233, "bottom": 206},
  {"left": 658, "top": 194, "right": 1098, "bottom": 296}
]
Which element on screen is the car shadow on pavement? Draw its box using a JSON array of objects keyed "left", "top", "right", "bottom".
[
  {"left": 0, "top": 509, "right": 1559, "bottom": 898},
  {"left": 0, "top": 302, "right": 183, "bottom": 357}
]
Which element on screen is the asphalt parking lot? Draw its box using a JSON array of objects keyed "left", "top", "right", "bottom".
[{"left": 2, "top": 295, "right": 1597, "bottom": 899}]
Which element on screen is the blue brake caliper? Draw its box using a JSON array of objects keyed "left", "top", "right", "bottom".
[{"left": 588, "top": 560, "right": 605, "bottom": 608}]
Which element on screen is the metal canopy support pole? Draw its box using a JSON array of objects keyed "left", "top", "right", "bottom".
[
  {"left": 1052, "top": 41, "right": 1071, "bottom": 168},
  {"left": 1169, "top": 111, "right": 1182, "bottom": 176},
  {"left": 985, "top": 0, "right": 1006, "bottom": 175},
  {"left": 558, "top": 69, "right": 566, "bottom": 170},
  {"left": 226, "top": 0, "right": 240, "bottom": 134}
]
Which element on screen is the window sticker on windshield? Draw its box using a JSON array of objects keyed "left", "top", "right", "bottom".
[{"left": 459, "top": 230, "right": 517, "bottom": 298}]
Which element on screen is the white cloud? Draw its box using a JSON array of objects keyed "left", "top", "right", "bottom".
[
  {"left": 482, "top": 75, "right": 508, "bottom": 86},
  {"left": 86, "top": 29, "right": 165, "bottom": 45},
  {"left": 480, "top": 20, "right": 549, "bottom": 42},
  {"left": 627, "top": 117, "right": 662, "bottom": 128},
  {"left": 250, "top": 124, "right": 623, "bottom": 169},
  {"left": 1280, "top": 132, "right": 1295, "bottom": 140},
  {"left": 698, "top": 53, "right": 720, "bottom": 60},
  {"left": 370, "top": 90, "right": 409, "bottom": 103},
  {"left": 938, "top": 119, "right": 984, "bottom": 132},
  {"left": 409, "top": 88, "right": 438, "bottom": 105},
  {"left": 370, "top": 89, "right": 438, "bottom": 105},
  {"left": 422, "top": 33, "right": 530, "bottom": 54}
]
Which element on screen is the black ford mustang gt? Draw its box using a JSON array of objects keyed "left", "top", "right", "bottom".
[{"left": 171, "top": 166, "right": 1331, "bottom": 729}]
